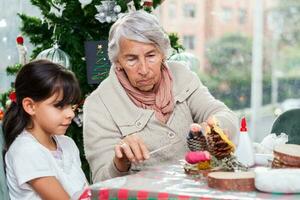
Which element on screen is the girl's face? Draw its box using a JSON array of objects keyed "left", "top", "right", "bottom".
[{"left": 29, "top": 91, "right": 75, "bottom": 137}]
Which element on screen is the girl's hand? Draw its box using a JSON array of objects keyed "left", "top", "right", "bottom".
[{"left": 113, "top": 134, "right": 150, "bottom": 172}]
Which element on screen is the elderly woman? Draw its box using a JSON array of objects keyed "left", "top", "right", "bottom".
[{"left": 83, "top": 10, "right": 238, "bottom": 182}]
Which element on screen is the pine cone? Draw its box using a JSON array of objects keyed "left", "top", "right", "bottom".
[
  {"left": 206, "top": 125, "right": 235, "bottom": 159},
  {"left": 187, "top": 123, "right": 208, "bottom": 151},
  {"left": 187, "top": 135, "right": 208, "bottom": 151}
]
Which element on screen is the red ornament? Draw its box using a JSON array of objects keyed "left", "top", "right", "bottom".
[
  {"left": 16, "top": 36, "right": 24, "bottom": 45},
  {"left": 9, "top": 91, "right": 17, "bottom": 103},
  {"left": 0, "top": 110, "right": 4, "bottom": 121},
  {"left": 143, "top": 0, "right": 153, "bottom": 7}
]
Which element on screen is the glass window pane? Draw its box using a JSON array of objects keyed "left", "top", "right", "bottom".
[{"left": 157, "top": 0, "right": 300, "bottom": 142}]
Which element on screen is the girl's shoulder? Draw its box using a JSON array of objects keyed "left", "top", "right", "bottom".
[
  {"left": 5, "top": 132, "right": 50, "bottom": 166},
  {"left": 54, "top": 135, "right": 78, "bottom": 151},
  {"left": 7, "top": 131, "right": 40, "bottom": 154}
]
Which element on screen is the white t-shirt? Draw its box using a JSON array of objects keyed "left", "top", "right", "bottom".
[{"left": 5, "top": 130, "right": 88, "bottom": 200}]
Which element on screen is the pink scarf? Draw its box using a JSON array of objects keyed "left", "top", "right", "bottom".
[{"left": 115, "top": 64, "right": 174, "bottom": 123}]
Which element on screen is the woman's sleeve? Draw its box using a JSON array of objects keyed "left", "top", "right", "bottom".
[
  {"left": 187, "top": 74, "right": 239, "bottom": 144},
  {"left": 83, "top": 93, "right": 129, "bottom": 183}
]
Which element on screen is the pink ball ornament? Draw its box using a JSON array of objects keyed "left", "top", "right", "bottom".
[{"left": 185, "top": 151, "right": 211, "bottom": 164}]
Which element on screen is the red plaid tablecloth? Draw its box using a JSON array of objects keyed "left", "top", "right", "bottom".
[{"left": 88, "top": 164, "right": 300, "bottom": 200}]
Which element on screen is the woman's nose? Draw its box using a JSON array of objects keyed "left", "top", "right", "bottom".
[{"left": 138, "top": 59, "right": 149, "bottom": 75}]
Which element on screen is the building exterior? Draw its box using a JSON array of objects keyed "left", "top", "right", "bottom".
[{"left": 156, "top": 0, "right": 276, "bottom": 70}]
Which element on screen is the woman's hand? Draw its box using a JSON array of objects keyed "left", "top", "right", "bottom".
[
  {"left": 114, "top": 134, "right": 150, "bottom": 172},
  {"left": 201, "top": 116, "right": 231, "bottom": 139}
]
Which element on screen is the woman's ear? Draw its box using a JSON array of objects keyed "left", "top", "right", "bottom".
[
  {"left": 22, "top": 97, "right": 36, "bottom": 115},
  {"left": 115, "top": 62, "right": 122, "bottom": 71}
]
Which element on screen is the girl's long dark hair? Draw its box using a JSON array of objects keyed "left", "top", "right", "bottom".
[{"left": 2, "top": 59, "right": 81, "bottom": 149}]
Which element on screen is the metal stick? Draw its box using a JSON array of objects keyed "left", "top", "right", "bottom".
[{"left": 149, "top": 140, "right": 181, "bottom": 155}]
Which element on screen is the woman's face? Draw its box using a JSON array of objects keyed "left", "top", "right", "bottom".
[{"left": 116, "top": 38, "right": 164, "bottom": 92}]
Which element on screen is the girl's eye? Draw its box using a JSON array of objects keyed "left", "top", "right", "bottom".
[
  {"left": 55, "top": 105, "right": 64, "bottom": 109},
  {"left": 55, "top": 104, "right": 74, "bottom": 111}
]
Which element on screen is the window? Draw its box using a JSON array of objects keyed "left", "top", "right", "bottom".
[
  {"left": 168, "top": 2, "right": 176, "bottom": 19},
  {"left": 183, "top": 3, "right": 196, "bottom": 18},
  {"left": 0, "top": 1, "right": 40, "bottom": 93},
  {"left": 183, "top": 35, "right": 196, "bottom": 50},
  {"left": 238, "top": 9, "right": 247, "bottom": 24},
  {"left": 220, "top": 7, "right": 233, "bottom": 22},
  {"left": 0, "top": 19, "right": 7, "bottom": 28}
]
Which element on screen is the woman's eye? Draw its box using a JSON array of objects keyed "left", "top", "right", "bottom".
[
  {"left": 126, "top": 58, "right": 137, "bottom": 66},
  {"left": 147, "top": 54, "right": 157, "bottom": 62},
  {"left": 127, "top": 58, "right": 136, "bottom": 62}
]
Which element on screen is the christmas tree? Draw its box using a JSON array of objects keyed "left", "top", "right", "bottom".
[
  {"left": 17, "top": 0, "right": 182, "bottom": 180},
  {"left": 0, "top": 36, "right": 27, "bottom": 121},
  {"left": 93, "top": 44, "right": 110, "bottom": 82}
]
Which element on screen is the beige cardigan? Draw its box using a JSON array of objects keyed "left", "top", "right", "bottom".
[{"left": 83, "top": 61, "right": 238, "bottom": 182}]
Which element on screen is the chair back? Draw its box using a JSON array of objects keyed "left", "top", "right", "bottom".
[
  {"left": 271, "top": 108, "right": 300, "bottom": 145},
  {"left": 0, "top": 122, "right": 10, "bottom": 199}
]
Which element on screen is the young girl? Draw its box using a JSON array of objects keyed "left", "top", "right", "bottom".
[{"left": 3, "top": 60, "right": 88, "bottom": 200}]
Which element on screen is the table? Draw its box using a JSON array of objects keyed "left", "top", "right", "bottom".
[{"left": 89, "top": 163, "right": 300, "bottom": 200}]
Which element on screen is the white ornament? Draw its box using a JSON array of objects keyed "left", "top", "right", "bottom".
[
  {"left": 6, "top": 99, "right": 11, "bottom": 108},
  {"left": 99, "top": 12, "right": 105, "bottom": 18},
  {"left": 95, "top": 5, "right": 105, "bottom": 13},
  {"left": 140, "top": 0, "right": 145, "bottom": 6},
  {"left": 101, "top": 2, "right": 109, "bottom": 11},
  {"left": 17, "top": 44, "right": 27, "bottom": 65},
  {"left": 95, "top": 0, "right": 122, "bottom": 23},
  {"left": 113, "top": 5, "right": 121, "bottom": 13},
  {"left": 95, "top": 13, "right": 106, "bottom": 23},
  {"left": 118, "top": 13, "right": 125, "bottom": 19},
  {"left": 79, "top": 0, "right": 92, "bottom": 8},
  {"left": 106, "top": 16, "right": 112, "bottom": 23},
  {"left": 36, "top": 43, "right": 71, "bottom": 69},
  {"left": 112, "top": 15, "right": 118, "bottom": 22},
  {"left": 49, "top": 3, "right": 66, "bottom": 17}
]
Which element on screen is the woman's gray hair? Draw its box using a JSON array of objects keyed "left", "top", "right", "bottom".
[{"left": 108, "top": 10, "right": 171, "bottom": 63}]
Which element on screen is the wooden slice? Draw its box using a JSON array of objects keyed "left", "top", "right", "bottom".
[
  {"left": 184, "top": 167, "right": 221, "bottom": 177},
  {"left": 273, "top": 144, "right": 300, "bottom": 167},
  {"left": 184, "top": 168, "right": 209, "bottom": 176},
  {"left": 272, "top": 157, "right": 299, "bottom": 168},
  {"left": 207, "top": 171, "right": 255, "bottom": 191}
]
